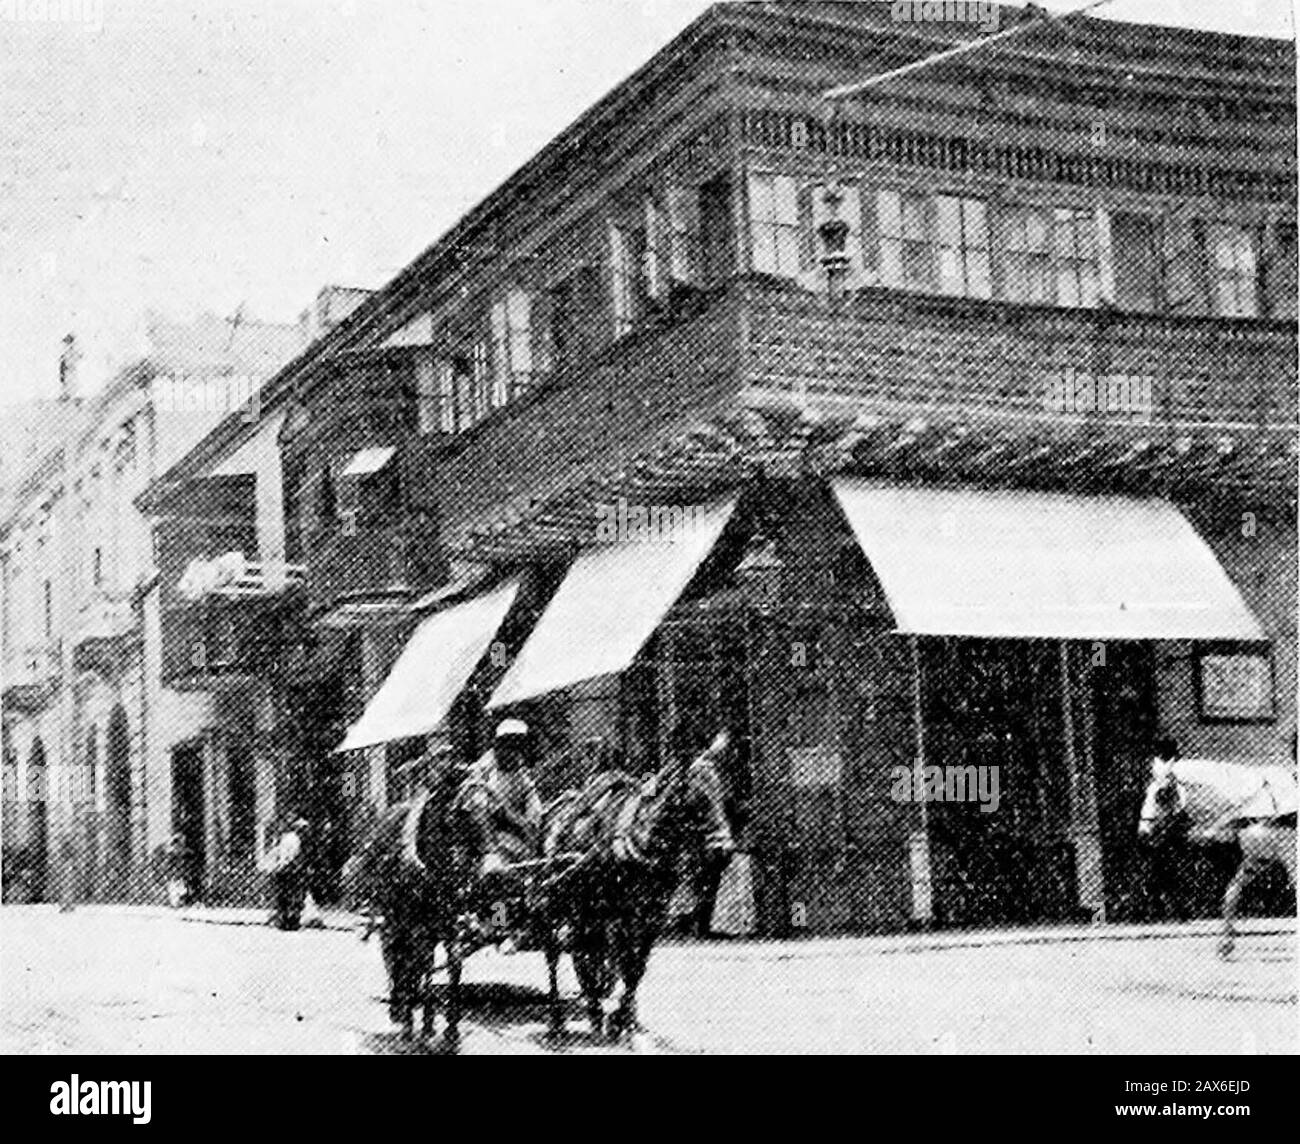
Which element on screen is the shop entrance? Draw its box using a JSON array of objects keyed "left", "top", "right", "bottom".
[
  {"left": 170, "top": 742, "right": 206, "bottom": 901},
  {"left": 923, "top": 638, "right": 1075, "bottom": 927}
]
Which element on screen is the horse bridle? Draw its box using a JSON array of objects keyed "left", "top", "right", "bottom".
[{"left": 1138, "top": 770, "right": 1187, "bottom": 835}]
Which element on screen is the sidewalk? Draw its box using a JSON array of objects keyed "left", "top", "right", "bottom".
[
  {"left": 43, "top": 901, "right": 1294, "bottom": 953},
  {"left": 110, "top": 902, "right": 363, "bottom": 933},
  {"left": 660, "top": 915, "right": 1297, "bottom": 964}
]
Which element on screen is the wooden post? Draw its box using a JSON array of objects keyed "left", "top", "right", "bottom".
[
  {"left": 908, "top": 636, "right": 933, "bottom": 924},
  {"left": 1061, "top": 641, "right": 1105, "bottom": 918}
]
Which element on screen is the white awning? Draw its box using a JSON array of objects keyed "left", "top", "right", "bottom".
[
  {"left": 340, "top": 446, "right": 396, "bottom": 477},
  {"left": 334, "top": 579, "right": 519, "bottom": 753},
  {"left": 488, "top": 495, "right": 737, "bottom": 708},
  {"left": 831, "top": 480, "right": 1265, "bottom": 642}
]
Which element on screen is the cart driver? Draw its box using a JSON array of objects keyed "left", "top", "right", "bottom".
[{"left": 467, "top": 719, "right": 544, "bottom": 878}]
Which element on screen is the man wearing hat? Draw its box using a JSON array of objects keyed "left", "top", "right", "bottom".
[{"left": 466, "top": 719, "right": 543, "bottom": 877}]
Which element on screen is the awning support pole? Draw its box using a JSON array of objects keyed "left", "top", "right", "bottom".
[
  {"left": 909, "top": 636, "right": 933, "bottom": 924},
  {"left": 1060, "top": 641, "right": 1105, "bottom": 919}
]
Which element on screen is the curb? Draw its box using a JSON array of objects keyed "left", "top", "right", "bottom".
[
  {"left": 176, "top": 909, "right": 361, "bottom": 933},
  {"left": 660, "top": 918, "right": 1297, "bottom": 962}
]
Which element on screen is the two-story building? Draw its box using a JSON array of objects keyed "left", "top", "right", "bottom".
[
  {"left": 0, "top": 314, "right": 301, "bottom": 903},
  {"left": 142, "top": 3, "right": 1296, "bottom": 933}
]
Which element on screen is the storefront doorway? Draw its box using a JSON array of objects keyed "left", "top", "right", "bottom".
[
  {"left": 170, "top": 741, "right": 206, "bottom": 901},
  {"left": 923, "top": 638, "right": 1075, "bottom": 927}
]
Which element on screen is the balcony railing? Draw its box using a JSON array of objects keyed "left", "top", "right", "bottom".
[
  {"left": 740, "top": 277, "right": 1298, "bottom": 435},
  {"left": 177, "top": 552, "right": 307, "bottom": 601},
  {"left": 74, "top": 590, "right": 136, "bottom": 646},
  {"left": 2, "top": 642, "right": 60, "bottom": 709},
  {"left": 305, "top": 519, "right": 442, "bottom": 611},
  {"left": 161, "top": 593, "right": 290, "bottom": 687}
]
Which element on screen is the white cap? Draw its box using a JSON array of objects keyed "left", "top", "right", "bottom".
[{"left": 495, "top": 718, "right": 529, "bottom": 740}]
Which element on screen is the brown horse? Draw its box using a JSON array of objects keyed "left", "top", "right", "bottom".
[
  {"left": 539, "top": 731, "right": 735, "bottom": 1041},
  {"left": 348, "top": 760, "right": 484, "bottom": 1047}
]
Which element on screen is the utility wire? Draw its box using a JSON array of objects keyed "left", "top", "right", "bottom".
[{"left": 822, "top": 0, "right": 1120, "bottom": 101}]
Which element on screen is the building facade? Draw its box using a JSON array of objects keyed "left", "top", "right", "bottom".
[
  {"left": 0, "top": 315, "right": 301, "bottom": 903},
  {"left": 143, "top": 3, "right": 1296, "bottom": 932}
]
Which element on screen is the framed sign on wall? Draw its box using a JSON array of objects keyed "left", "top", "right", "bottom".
[{"left": 1193, "top": 642, "right": 1276, "bottom": 723}]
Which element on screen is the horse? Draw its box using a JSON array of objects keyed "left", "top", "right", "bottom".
[
  {"left": 1138, "top": 756, "right": 1297, "bottom": 958},
  {"left": 538, "top": 731, "right": 736, "bottom": 1041},
  {"left": 348, "top": 759, "right": 485, "bottom": 1047}
]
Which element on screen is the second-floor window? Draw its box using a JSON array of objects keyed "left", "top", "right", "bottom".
[
  {"left": 1111, "top": 212, "right": 1161, "bottom": 312},
  {"left": 935, "top": 194, "right": 991, "bottom": 298},
  {"left": 1002, "top": 206, "right": 1053, "bottom": 304},
  {"left": 1001, "top": 205, "right": 1099, "bottom": 307},
  {"left": 1207, "top": 223, "right": 1258, "bottom": 318},
  {"left": 643, "top": 186, "right": 701, "bottom": 300},
  {"left": 1052, "top": 208, "right": 1100, "bottom": 308},
  {"left": 610, "top": 222, "right": 644, "bottom": 338},
  {"left": 490, "top": 289, "right": 533, "bottom": 402},
  {"left": 748, "top": 172, "right": 801, "bottom": 279},
  {"left": 878, "top": 190, "right": 937, "bottom": 292},
  {"left": 415, "top": 352, "right": 455, "bottom": 435}
]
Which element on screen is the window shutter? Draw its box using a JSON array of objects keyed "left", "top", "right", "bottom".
[
  {"left": 667, "top": 185, "right": 698, "bottom": 285},
  {"left": 531, "top": 291, "right": 554, "bottom": 378},
  {"left": 798, "top": 183, "right": 816, "bottom": 272},
  {"left": 1095, "top": 207, "right": 1116, "bottom": 305},
  {"left": 1260, "top": 212, "right": 1297, "bottom": 319},
  {"left": 858, "top": 183, "right": 880, "bottom": 283},
  {"left": 437, "top": 358, "right": 456, "bottom": 433},
  {"left": 1162, "top": 210, "right": 1207, "bottom": 315},
  {"left": 643, "top": 196, "right": 664, "bottom": 301},
  {"left": 877, "top": 190, "right": 903, "bottom": 288}
]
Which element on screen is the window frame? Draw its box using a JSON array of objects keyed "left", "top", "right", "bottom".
[
  {"left": 747, "top": 170, "right": 802, "bottom": 279},
  {"left": 1206, "top": 221, "right": 1259, "bottom": 318}
]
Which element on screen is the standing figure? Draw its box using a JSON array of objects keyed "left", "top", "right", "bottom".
[
  {"left": 265, "top": 815, "right": 309, "bottom": 930},
  {"left": 164, "top": 832, "right": 191, "bottom": 908}
]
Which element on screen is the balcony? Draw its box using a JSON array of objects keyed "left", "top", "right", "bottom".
[
  {"left": 161, "top": 593, "right": 293, "bottom": 689},
  {"left": 2, "top": 643, "right": 60, "bottom": 711},
  {"left": 177, "top": 552, "right": 307, "bottom": 601},
  {"left": 738, "top": 277, "right": 1298, "bottom": 496},
  {"left": 305, "top": 518, "right": 443, "bottom": 621},
  {"left": 75, "top": 590, "right": 135, "bottom": 643}
]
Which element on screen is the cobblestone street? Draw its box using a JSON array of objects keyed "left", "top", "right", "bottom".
[{"left": 2, "top": 906, "right": 1294, "bottom": 1055}]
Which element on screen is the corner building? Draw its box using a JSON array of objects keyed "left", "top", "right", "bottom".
[{"left": 146, "top": 3, "right": 1297, "bottom": 932}]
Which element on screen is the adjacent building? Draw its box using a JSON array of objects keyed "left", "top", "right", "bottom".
[
  {"left": 0, "top": 314, "right": 301, "bottom": 902},
  {"left": 142, "top": 3, "right": 1296, "bottom": 931}
]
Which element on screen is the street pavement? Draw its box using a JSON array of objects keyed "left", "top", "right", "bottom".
[{"left": 1, "top": 905, "right": 1294, "bottom": 1054}]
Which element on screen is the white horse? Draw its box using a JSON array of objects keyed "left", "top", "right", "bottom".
[{"left": 1138, "top": 757, "right": 1297, "bottom": 958}]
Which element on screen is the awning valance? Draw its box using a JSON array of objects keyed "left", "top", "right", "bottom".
[
  {"left": 488, "top": 495, "right": 737, "bottom": 709},
  {"left": 831, "top": 480, "right": 1265, "bottom": 642},
  {"left": 334, "top": 579, "right": 519, "bottom": 753}
]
